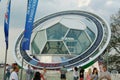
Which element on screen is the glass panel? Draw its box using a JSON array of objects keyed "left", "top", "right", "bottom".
[
  {"left": 41, "top": 41, "right": 69, "bottom": 54},
  {"left": 80, "top": 17, "right": 97, "bottom": 35},
  {"left": 31, "top": 30, "right": 47, "bottom": 54},
  {"left": 78, "top": 31, "right": 91, "bottom": 53},
  {"left": 31, "top": 40, "right": 40, "bottom": 54},
  {"left": 85, "top": 27, "right": 96, "bottom": 41},
  {"left": 64, "top": 29, "right": 82, "bottom": 55},
  {"left": 46, "top": 23, "right": 68, "bottom": 40},
  {"left": 64, "top": 29, "right": 91, "bottom": 55}
]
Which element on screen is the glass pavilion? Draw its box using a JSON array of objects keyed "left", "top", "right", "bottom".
[
  {"left": 14, "top": 11, "right": 111, "bottom": 69},
  {"left": 31, "top": 16, "right": 96, "bottom": 63}
]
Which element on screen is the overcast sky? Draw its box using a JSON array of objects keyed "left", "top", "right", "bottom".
[{"left": 0, "top": 0, "right": 120, "bottom": 63}]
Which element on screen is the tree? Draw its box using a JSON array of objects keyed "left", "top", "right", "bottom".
[
  {"left": 106, "top": 54, "right": 120, "bottom": 72},
  {"left": 102, "top": 9, "right": 120, "bottom": 72},
  {"left": 108, "top": 8, "right": 120, "bottom": 54}
]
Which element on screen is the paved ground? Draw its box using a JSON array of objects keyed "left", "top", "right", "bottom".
[{"left": 1, "top": 68, "right": 120, "bottom": 80}]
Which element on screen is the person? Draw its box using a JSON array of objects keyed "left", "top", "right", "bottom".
[
  {"left": 26, "top": 65, "right": 33, "bottom": 80},
  {"left": 99, "top": 65, "right": 111, "bottom": 80},
  {"left": 79, "top": 67, "right": 84, "bottom": 80},
  {"left": 60, "top": 66, "right": 67, "bottom": 80},
  {"left": 33, "top": 71, "right": 41, "bottom": 80},
  {"left": 73, "top": 67, "right": 79, "bottom": 80},
  {"left": 5, "top": 64, "right": 11, "bottom": 80},
  {"left": 12, "top": 63, "right": 18, "bottom": 68},
  {"left": 42, "top": 67, "right": 47, "bottom": 80},
  {"left": 9, "top": 65, "right": 19, "bottom": 80},
  {"left": 91, "top": 67, "right": 98, "bottom": 80},
  {"left": 86, "top": 68, "right": 92, "bottom": 80}
]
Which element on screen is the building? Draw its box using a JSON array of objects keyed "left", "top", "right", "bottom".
[{"left": 14, "top": 10, "right": 111, "bottom": 70}]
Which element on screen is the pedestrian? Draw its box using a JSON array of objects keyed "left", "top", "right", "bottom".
[
  {"left": 99, "top": 65, "right": 111, "bottom": 80},
  {"left": 26, "top": 65, "right": 33, "bottom": 80},
  {"left": 79, "top": 67, "right": 84, "bottom": 80},
  {"left": 73, "top": 67, "right": 79, "bottom": 80},
  {"left": 5, "top": 64, "right": 11, "bottom": 80},
  {"left": 91, "top": 67, "right": 98, "bottom": 80},
  {"left": 9, "top": 65, "right": 19, "bottom": 80},
  {"left": 33, "top": 71, "right": 41, "bottom": 80},
  {"left": 42, "top": 67, "right": 47, "bottom": 80},
  {"left": 60, "top": 66, "right": 67, "bottom": 80},
  {"left": 86, "top": 68, "right": 92, "bottom": 80}
]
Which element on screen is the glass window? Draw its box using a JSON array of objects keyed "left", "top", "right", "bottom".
[
  {"left": 78, "top": 31, "right": 91, "bottom": 53},
  {"left": 64, "top": 29, "right": 82, "bottom": 55},
  {"left": 85, "top": 27, "right": 96, "bottom": 41},
  {"left": 31, "top": 30, "right": 47, "bottom": 54},
  {"left": 46, "top": 23, "right": 68, "bottom": 40},
  {"left": 41, "top": 41, "right": 69, "bottom": 54},
  {"left": 64, "top": 29, "right": 91, "bottom": 55}
]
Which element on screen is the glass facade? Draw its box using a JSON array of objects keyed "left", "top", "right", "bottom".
[
  {"left": 32, "top": 22, "right": 95, "bottom": 55},
  {"left": 31, "top": 16, "right": 97, "bottom": 63}
]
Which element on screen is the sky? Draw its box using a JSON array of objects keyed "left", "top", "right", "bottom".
[{"left": 0, "top": 0, "right": 120, "bottom": 64}]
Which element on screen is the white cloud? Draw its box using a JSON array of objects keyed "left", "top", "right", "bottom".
[
  {"left": 78, "top": 0, "right": 91, "bottom": 7},
  {"left": 106, "top": 0, "right": 113, "bottom": 5}
]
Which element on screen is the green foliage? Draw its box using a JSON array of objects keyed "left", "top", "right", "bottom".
[{"left": 108, "top": 9, "right": 120, "bottom": 54}]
